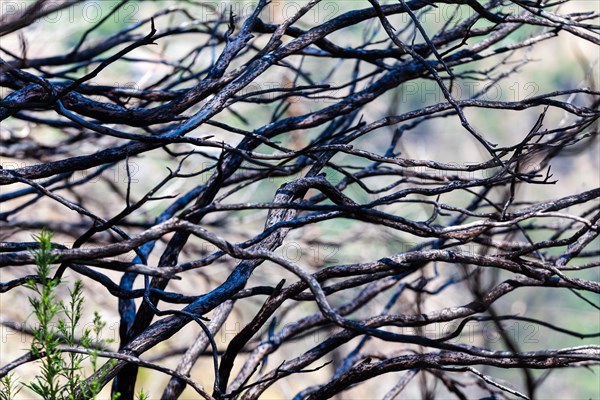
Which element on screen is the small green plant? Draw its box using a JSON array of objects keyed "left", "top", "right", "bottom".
[
  {"left": 136, "top": 388, "right": 149, "bottom": 400},
  {"left": 20, "top": 230, "right": 117, "bottom": 399},
  {"left": 24, "top": 229, "right": 63, "bottom": 399},
  {"left": 0, "top": 374, "right": 21, "bottom": 400},
  {"left": 75, "top": 311, "right": 112, "bottom": 399}
]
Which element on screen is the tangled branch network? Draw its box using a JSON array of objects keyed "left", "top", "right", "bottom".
[{"left": 0, "top": 0, "right": 599, "bottom": 399}]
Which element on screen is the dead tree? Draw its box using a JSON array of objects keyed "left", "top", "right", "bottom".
[{"left": 1, "top": 0, "right": 599, "bottom": 399}]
